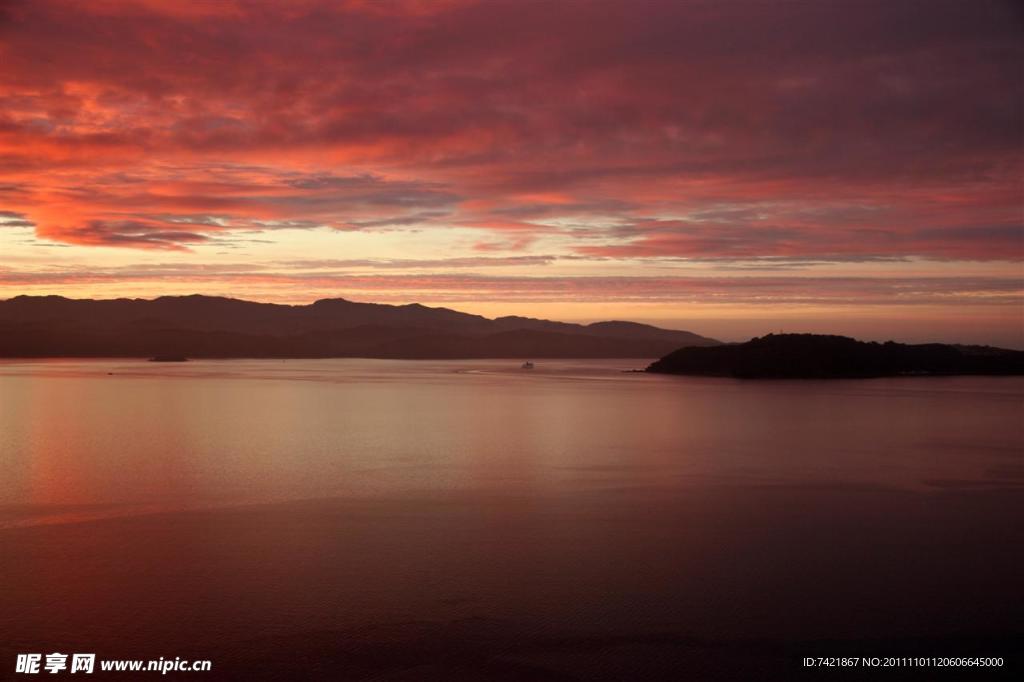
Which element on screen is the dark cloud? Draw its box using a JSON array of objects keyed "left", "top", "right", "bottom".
[
  {"left": 65, "top": 220, "right": 211, "bottom": 250},
  {"left": 0, "top": 210, "right": 34, "bottom": 227}
]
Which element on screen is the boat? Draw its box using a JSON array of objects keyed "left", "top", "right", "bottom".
[
  {"left": 521, "top": 361, "right": 534, "bottom": 369},
  {"left": 148, "top": 355, "right": 189, "bottom": 362}
]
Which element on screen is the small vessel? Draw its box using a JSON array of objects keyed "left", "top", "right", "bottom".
[
  {"left": 521, "top": 361, "right": 534, "bottom": 370},
  {"left": 148, "top": 355, "right": 188, "bottom": 362}
]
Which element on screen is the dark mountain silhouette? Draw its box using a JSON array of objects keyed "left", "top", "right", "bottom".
[
  {"left": 0, "top": 295, "right": 719, "bottom": 359},
  {"left": 646, "top": 333, "right": 1024, "bottom": 378}
]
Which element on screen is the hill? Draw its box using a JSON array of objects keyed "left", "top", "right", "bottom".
[
  {"left": 646, "top": 333, "right": 1024, "bottom": 378},
  {"left": 0, "top": 295, "right": 719, "bottom": 359}
]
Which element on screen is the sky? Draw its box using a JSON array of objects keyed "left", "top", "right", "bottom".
[{"left": 1, "top": 0, "right": 1022, "bottom": 346}]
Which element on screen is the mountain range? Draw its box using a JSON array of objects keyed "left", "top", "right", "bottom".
[{"left": 0, "top": 295, "right": 719, "bottom": 359}]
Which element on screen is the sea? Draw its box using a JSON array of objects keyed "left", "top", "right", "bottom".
[{"left": 1, "top": 359, "right": 1021, "bottom": 679}]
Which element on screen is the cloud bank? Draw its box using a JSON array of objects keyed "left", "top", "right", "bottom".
[{"left": 0, "top": 0, "right": 1019, "bottom": 260}]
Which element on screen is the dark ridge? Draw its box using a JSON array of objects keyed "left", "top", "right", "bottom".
[
  {"left": 0, "top": 294, "right": 719, "bottom": 359},
  {"left": 646, "top": 333, "right": 1024, "bottom": 378}
]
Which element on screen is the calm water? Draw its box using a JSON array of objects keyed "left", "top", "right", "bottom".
[{"left": 1, "top": 359, "right": 1022, "bottom": 678}]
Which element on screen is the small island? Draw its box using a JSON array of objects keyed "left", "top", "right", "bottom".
[{"left": 646, "top": 333, "right": 1024, "bottom": 379}]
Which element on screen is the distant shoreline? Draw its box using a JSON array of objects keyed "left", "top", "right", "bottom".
[
  {"left": 647, "top": 333, "right": 1024, "bottom": 379},
  {"left": 0, "top": 294, "right": 718, "bottom": 360}
]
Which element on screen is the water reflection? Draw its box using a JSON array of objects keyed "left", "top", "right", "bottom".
[
  {"left": 1, "top": 359, "right": 1022, "bottom": 520},
  {"left": 0, "top": 360, "right": 1021, "bottom": 678}
]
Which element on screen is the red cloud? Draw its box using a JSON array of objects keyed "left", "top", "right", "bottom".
[{"left": 0, "top": 0, "right": 1019, "bottom": 260}]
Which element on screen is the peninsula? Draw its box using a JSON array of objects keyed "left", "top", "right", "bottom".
[{"left": 647, "top": 333, "right": 1024, "bottom": 378}]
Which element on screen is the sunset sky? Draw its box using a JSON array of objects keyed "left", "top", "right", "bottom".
[{"left": 1, "top": 0, "right": 1021, "bottom": 345}]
